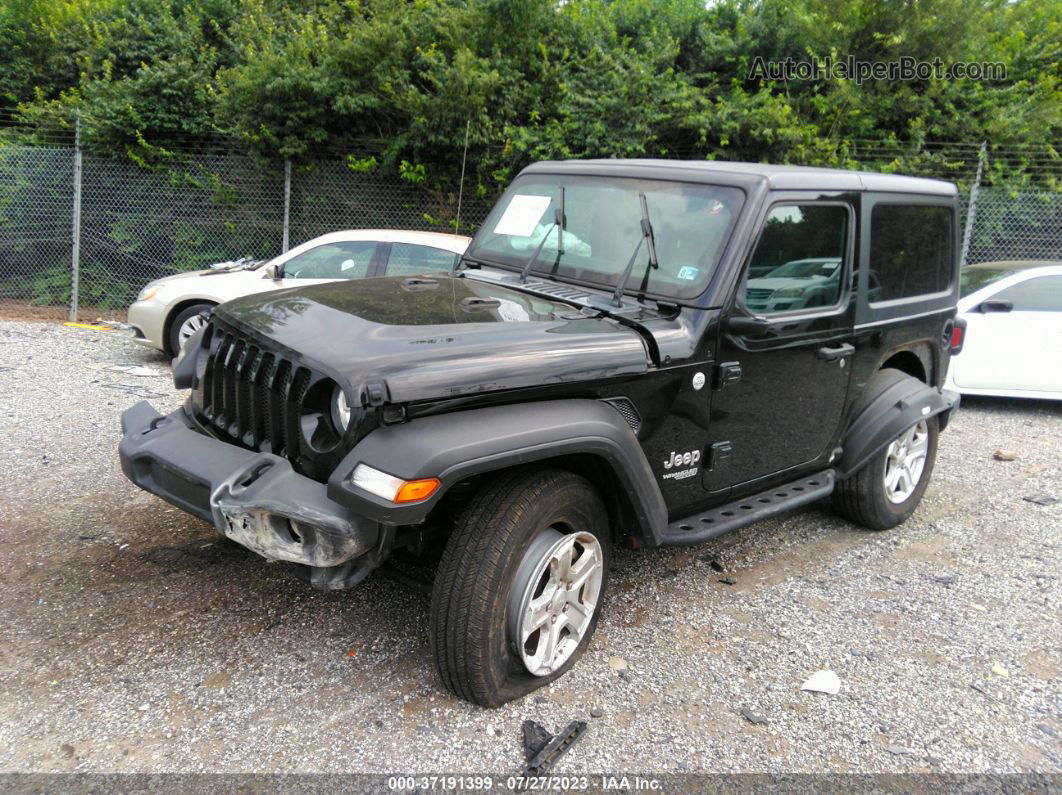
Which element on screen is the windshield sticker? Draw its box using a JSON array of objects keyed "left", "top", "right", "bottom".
[
  {"left": 493, "top": 194, "right": 552, "bottom": 237},
  {"left": 677, "top": 266, "right": 699, "bottom": 281}
]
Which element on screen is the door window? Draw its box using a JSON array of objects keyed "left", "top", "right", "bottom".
[
  {"left": 990, "top": 275, "right": 1062, "bottom": 312},
  {"left": 283, "top": 241, "right": 376, "bottom": 279},
  {"left": 744, "top": 204, "right": 848, "bottom": 314},
  {"left": 385, "top": 243, "right": 460, "bottom": 276}
]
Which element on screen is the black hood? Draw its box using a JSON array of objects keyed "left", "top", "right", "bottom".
[{"left": 215, "top": 274, "right": 650, "bottom": 403}]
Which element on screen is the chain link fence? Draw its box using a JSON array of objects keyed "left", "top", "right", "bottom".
[
  {"left": 963, "top": 187, "right": 1062, "bottom": 264},
  {"left": 0, "top": 145, "right": 74, "bottom": 318},
  {"left": 0, "top": 135, "right": 1058, "bottom": 321},
  {"left": 843, "top": 140, "right": 1062, "bottom": 266},
  {"left": 0, "top": 135, "right": 492, "bottom": 320}
]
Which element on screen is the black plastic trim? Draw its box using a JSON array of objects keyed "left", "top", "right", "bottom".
[
  {"left": 661, "top": 470, "right": 835, "bottom": 546},
  {"left": 327, "top": 399, "right": 669, "bottom": 541},
  {"left": 119, "top": 401, "right": 380, "bottom": 568},
  {"left": 838, "top": 379, "right": 960, "bottom": 478},
  {"left": 171, "top": 323, "right": 207, "bottom": 389}
]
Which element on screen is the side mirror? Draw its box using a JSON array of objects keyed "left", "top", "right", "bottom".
[
  {"left": 725, "top": 313, "right": 772, "bottom": 336},
  {"left": 977, "top": 299, "right": 1013, "bottom": 314},
  {"left": 262, "top": 263, "right": 282, "bottom": 280}
]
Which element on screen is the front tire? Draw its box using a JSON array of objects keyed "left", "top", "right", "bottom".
[
  {"left": 833, "top": 414, "right": 939, "bottom": 530},
  {"left": 430, "top": 467, "right": 610, "bottom": 707}
]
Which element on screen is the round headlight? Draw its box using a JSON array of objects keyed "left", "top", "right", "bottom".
[{"left": 332, "top": 386, "right": 351, "bottom": 432}]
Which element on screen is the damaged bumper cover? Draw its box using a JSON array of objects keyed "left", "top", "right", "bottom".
[{"left": 118, "top": 401, "right": 382, "bottom": 589}]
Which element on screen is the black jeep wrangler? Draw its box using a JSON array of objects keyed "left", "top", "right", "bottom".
[{"left": 120, "top": 160, "right": 964, "bottom": 706}]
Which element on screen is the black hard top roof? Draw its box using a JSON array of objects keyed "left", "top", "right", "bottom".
[{"left": 522, "top": 158, "right": 958, "bottom": 197}]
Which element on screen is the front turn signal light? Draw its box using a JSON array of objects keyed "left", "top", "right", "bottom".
[
  {"left": 351, "top": 464, "right": 440, "bottom": 504},
  {"left": 394, "top": 478, "right": 441, "bottom": 503}
]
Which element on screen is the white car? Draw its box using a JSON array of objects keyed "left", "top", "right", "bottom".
[
  {"left": 128, "top": 229, "right": 471, "bottom": 354},
  {"left": 945, "top": 260, "right": 1062, "bottom": 400},
  {"left": 745, "top": 257, "right": 843, "bottom": 313}
]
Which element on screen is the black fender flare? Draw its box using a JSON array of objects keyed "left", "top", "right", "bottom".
[
  {"left": 326, "top": 399, "right": 668, "bottom": 541},
  {"left": 838, "top": 369, "right": 960, "bottom": 479}
]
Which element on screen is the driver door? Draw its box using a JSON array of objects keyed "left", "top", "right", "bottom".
[{"left": 704, "top": 198, "right": 857, "bottom": 493}]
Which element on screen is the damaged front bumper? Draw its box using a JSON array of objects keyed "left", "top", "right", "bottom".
[{"left": 118, "top": 401, "right": 384, "bottom": 590}]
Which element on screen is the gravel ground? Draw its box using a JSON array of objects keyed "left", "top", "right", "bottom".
[{"left": 0, "top": 318, "right": 1059, "bottom": 775}]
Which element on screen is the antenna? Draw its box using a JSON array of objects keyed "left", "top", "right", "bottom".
[{"left": 455, "top": 119, "right": 470, "bottom": 233}]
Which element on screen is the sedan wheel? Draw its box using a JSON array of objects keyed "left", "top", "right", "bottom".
[
  {"left": 167, "top": 302, "right": 214, "bottom": 356},
  {"left": 178, "top": 312, "right": 208, "bottom": 347}
]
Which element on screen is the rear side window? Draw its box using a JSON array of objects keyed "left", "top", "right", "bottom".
[
  {"left": 869, "top": 205, "right": 953, "bottom": 301},
  {"left": 386, "top": 243, "right": 459, "bottom": 276},
  {"left": 991, "top": 275, "right": 1062, "bottom": 312}
]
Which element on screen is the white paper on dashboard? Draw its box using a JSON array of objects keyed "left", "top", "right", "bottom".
[
  {"left": 492, "top": 194, "right": 553, "bottom": 237},
  {"left": 496, "top": 298, "right": 531, "bottom": 322}
]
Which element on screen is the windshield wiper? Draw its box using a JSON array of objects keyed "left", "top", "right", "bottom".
[
  {"left": 611, "top": 192, "right": 658, "bottom": 307},
  {"left": 519, "top": 187, "right": 565, "bottom": 283}
]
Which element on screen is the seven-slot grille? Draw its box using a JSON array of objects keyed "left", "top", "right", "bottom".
[{"left": 199, "top": 324, "right": 313, "bottom": 461}]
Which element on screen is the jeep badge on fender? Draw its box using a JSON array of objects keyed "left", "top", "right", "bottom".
[
  {"left": 120, "top": 160, "right": 962, "bottom": 707},
  {"left": 664, "top": 449, "right": 701, "bottom": 469}
]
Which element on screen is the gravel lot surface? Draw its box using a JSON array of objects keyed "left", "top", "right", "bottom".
[{"left": 0, "top": 319, "right": 1059, "bottom": 775}]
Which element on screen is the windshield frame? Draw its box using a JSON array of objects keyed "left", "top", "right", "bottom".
[{"left": 464, "top": 172, "right": 748, "bottom": 304}]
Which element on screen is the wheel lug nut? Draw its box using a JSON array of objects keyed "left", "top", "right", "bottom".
[{"left": 551, "top": 616, "right": 557, "bottom": 624}]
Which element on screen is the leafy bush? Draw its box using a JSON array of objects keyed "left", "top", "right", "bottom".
[
  {"left": 1, "top": 0, "right": 1056, "bottom": 188},
  {"left": 28, "top": 260, "right": 132, "bottom": 310}
]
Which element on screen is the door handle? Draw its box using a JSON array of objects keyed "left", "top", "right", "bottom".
[{"left": 817, "top": 343, "right": 855, "bottom": 361}]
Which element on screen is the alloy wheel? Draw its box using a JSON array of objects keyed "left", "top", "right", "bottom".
[
  {"left": 177, "top": 312, "right": 208, "bottom": 348},
  {"left": 883, "top": 420, "right": 930, "bottom": 504},
  {"left": 507, "top": 528, "right": 604, "bottom": 677}
]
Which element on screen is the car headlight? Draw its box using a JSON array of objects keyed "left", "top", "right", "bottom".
[
  {"left": 331, "top": 386, "right": 351, "bottom": 432},
  {"left": 136, "top": 284, "right": 161, "bottom": 302},
  {"left": 773, "top": 286, "right": 806, "bottom": 298},
  {"left": 351, "top": 463, "right": 441, "bottom": 504}
]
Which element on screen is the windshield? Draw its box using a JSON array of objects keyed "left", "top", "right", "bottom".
[
  {"left": 765, "top": 258, "right": 840, "bottom": 279},
  {"left": 466, "top": 174, "right": 745, "bottom": 300}
]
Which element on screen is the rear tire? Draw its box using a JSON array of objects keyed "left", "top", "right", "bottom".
[
  {"left": 430, "top": 467, "right": 610, "bottom": 707},
  {"left": 167, "top": 303, "right": 214, "bottom": 356},
  {"left": 833, "top": 414, "right": 939, "bottom": 530}
]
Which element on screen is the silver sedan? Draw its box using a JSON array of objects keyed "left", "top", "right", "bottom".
[{"left": 128, "top": 229, "right": 470, "bottom": 354}]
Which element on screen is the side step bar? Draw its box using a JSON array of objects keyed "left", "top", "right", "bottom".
[{"left": 660, "top": 469, "right": 836, "bottom": 546}]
